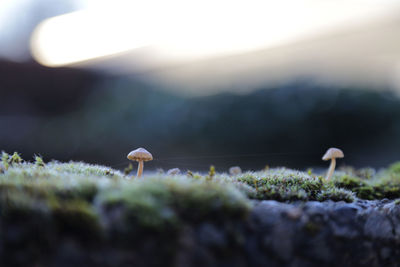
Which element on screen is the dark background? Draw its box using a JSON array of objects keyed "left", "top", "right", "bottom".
[{"left": 1, "top": 58, "right": 400, "bottom": 172}]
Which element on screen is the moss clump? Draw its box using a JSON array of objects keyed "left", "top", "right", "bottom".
[
  {"left": 332, "top": 174, "right": 367, "bottom": 190},
  {"left": 316, "top": 188, "right": 355, "bottom": 202},
  {"left": 0, "top": 152, "right": 253, "bottom": 246},
  {"left": 236, "top": 168, "right": 342, "bottom": 201},
  {"left": 332, "top": 164, "right": 400, "bottom": 200},
  {"left": 388, "top": 162, "right": 400, "bottom": 174},
  {"left": 97, "top": 178, "right": 251, "bottom": 231}
]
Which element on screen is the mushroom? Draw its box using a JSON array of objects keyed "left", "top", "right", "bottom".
[
  {"left": 322, "top": 147, "right": 344, "bottom": 180},
  {"left": 127, "top": 148, "right": 153, "bottom": 177},
  {"left": 229, "top": 166, "right": 242, "bottom": 175},
  {"left": 167, "top": 168, "right": 181, "bottom": 175}
]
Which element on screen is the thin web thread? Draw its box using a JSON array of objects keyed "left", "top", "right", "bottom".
[{"left": 110, "top": 151, "right": 327, "bottom": 168}]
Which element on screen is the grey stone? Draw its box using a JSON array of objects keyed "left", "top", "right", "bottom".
[
  {"left": 197, "top": 223, "right": 226, "bottom": 248},
  {"left": 363, "top": 211, "right": 394, "bottom": 239},
  {"left": 328, "top": 204, "right": 361, "bottom": 238}
]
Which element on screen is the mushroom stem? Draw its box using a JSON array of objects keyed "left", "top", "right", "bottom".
[
  {"left": 137, "top": 160, "right": 144, "bottom": 177},
  {"left": 326, "top": 158, "right": 336, "bottom": 180}
]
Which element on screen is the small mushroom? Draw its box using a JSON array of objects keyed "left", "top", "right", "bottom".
[
  {"left": 322, "top": 148, "right": 344, "bottom": 180},
  {"left": 127, "top": 148, "right": 153, "bottom": 178},
  {"left": 167, "top": 168, "right": 181, "bottom": 175},
  {"left": 229, "top": 166, "right": 242, "bottom": 175}
]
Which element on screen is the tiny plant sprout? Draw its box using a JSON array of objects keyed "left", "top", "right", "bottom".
[
  {"left": 127, "top": 148, "right": 153, "bottom": 178},
  {"left": 34, "top": 155, "right": 45, "bottom": 167},
  {"left": 10, "top": 152, "right": 22, "bottom": 165},
  {"left": 167, "top": 168, "right": 181, "bottom": 175},
  {"left": 124, "top": 163, "right": 133, "bottom": 176},
  {"left": 322, "top": 147, "right": 344, "bottom": 180},
  {"left": 206, "top": 165, "right": 216, "bottom": 181},
  {"left": 1, "top": 152, "right": 9, "bottom": 170},
  {"left": 0, "top": 162, "right": 4, "bottom": 173},
  {"left": 229, "top": 166, "right": 242, "bottom": 175}
]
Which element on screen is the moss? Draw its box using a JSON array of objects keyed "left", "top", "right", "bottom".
[
  {"left": 332, "top": 167, "right": 400, "bottom": 200},
  {"left": 206, "top": 165, "right": 216, "bottom": 181},
  {"left": 236, "top": 168, "right": 334, "bottom": 201},
  {"left": 355, "top": 186, "right": 377, "bottom": 200},
  {"left": 317, "top": 188, "right": 355, "bottom": 202},
  {"left": 124, "top": 163, "right": 133, "bottom": 175},
  {"left": 9, "top": 152, "right": 23, "bottom": 165},
  {"left": 356, "top": 168, "right": 376, "bottom": 180},
  {"left": 332, "top": 174, "right": 366, "bottom": 190},
  {"left": 34, "top": 155, "right": 45, "bottom": 168},
  {"left": 1, "top": 150, "right": 400, "bottom": 247},
  {"left": 0, "top": 189, "right": 50, "bottom": 217},
  {"left": 1, "top": 151, "right": 9, "bottom": 170},
  {"left": 388, "top": 161, "right": 400, "bottom": 174},
  {"left": 97, "top": 178, "right": 251, "bottom": 231}
]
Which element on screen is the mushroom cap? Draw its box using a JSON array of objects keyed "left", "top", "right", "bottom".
[
  {"left": 322, "top": 148, "right": 344, "bottom": 161},
  {"left": 167, "top": 168, "right": 181, "bottom": 175},
  {"left": 127, "top": 147, "right": 153, "bottom": 161},
  {"left": 229, "top": 166, "right": 242, "bottom": 175}
]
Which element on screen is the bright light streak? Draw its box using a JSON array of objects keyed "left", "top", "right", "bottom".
[
  {"left": 30, "top": 0, "right": 400, "bottom": 67},
  {"left": 31, "top": 10, "right": 154, "bottom": 67}
]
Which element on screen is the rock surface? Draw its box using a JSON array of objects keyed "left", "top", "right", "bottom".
[{"left": 2, "top": 199, "right": 399, "bottom": 267}]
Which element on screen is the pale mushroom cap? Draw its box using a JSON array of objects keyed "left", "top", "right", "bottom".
[
  {"left": 322, "top": 148, "right": 344, "bottom": 161},
  {"left": 127, "top": 147, "right": 153, "bottom": 161},
  {"left": 167, "top": 168, "right": 181, "bottom": 175},
  {"left": 229, "top": 166, "right": 242, "bottom": 175}
]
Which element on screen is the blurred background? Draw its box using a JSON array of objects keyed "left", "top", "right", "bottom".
[{"left": 2, "top": 0, "right": 400, "bottom": 172}]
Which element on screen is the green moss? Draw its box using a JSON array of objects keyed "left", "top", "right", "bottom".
[
  {"left": 388, "top": 161, "right": 400, "bottom": 174},
  {"left": 236, "top": 168, "right": 336, "bottom": 201},
  {"left": 1, "top": 150, "right": 400, "bottom": 245},
  {"left": 206, "top": 165, "right": 216, "bottom": 181},
  {"left": 34, "top": 155, "right": 45, "bottom": 167},
  {"left": 1, "top": 151, "right": 9, "bottom": 170},
  {"left": 97, "top": 178, "right": 251, "bottom": 230},
  {"left": 124, "top": 163, "right": 133, "bottom": 175},
  {"left": 332, "top": 166, "right": 400, "bottom": 200},
  {"left": 332, "top": 174, "right": 366, "bottom": 190},
  {"left": 9, "top": 152, "right": 23, "bottom": 165},
  {"left": 355, "top": 186, "right": 377, "bottom": 200},
  {"left": 317, "top": 188, "right": 355, "bottom": 202}
]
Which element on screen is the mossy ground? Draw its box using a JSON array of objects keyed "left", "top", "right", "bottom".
[{"left": 1, "top": 151, "right": 400, "bottom": 238}]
